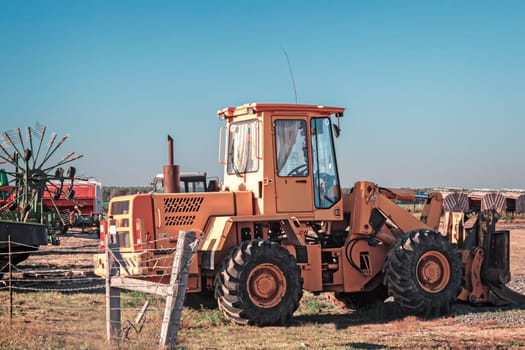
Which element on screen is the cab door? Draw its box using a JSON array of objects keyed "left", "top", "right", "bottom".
[{"left": 273, "top": 118, "right": 313, "bottom": 212}]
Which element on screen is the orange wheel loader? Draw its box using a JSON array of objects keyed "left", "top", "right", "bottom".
[{"left": 94, "top": 103, "right": 525, "bottom": 325}]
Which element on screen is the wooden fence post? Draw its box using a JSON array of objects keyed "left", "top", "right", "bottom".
[
  {"left": 104, "top": 229, "right": 197, "bottom": 348},
  {"left": 159, "top": 230, "right": 197, "bottom": 349}
]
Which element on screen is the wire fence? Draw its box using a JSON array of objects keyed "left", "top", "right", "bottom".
[{"left": 0, "top": 235, "right": 195, "bottom": 349}]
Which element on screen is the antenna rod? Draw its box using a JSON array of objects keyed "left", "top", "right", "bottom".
[{"left": 282, "top": 48, "right": 298, "bottom": 104}]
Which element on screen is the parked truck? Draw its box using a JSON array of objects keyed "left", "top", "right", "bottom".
[{"left": 94, "top": 103, "right": 525, "bottom": 325}]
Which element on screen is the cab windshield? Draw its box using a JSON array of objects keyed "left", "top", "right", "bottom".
[{"left": 311, "top": 117, "right": 341, "bottom": 208}]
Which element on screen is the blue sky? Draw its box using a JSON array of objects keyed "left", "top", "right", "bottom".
[{"left": 1, "top": 1, "right": 524, "bottom": 189}]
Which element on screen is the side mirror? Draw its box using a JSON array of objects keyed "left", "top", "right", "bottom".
[{"left": 332, "top": 124, "right": 341, "bottom": 138}]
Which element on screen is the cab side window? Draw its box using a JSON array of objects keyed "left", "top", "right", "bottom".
[
  {"left": 275, "top": 120, "right": 309, "bottom": 177},
  {"left": 227, "top": 120, "right": 258, "bottom": 175}
]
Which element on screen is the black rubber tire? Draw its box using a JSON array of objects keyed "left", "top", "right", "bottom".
[
  {"left": 0, "top": 252, "right": 30, "bottom": 280},
  {"left": 384, "top": 229, "right": 462, "bottom": 318},
  {"left": 11, "top": 252, "right": 30, "bottom": 265},
  {"left": 0, "top": 258, "right": 7, "bottom": 280},
  {"left": 215, "top": 239, "right": 303, "bottom": 326}
]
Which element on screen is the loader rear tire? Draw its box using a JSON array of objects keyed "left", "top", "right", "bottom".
[
  {"left": 215, "top": 239, "right": 303, "bottom": 326},
  {"left": 384, "top": 229, "right": 462, "bottom": 318}
]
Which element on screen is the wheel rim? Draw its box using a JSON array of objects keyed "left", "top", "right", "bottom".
[
  {"left": 416, "top": 251, "right": 450, "bottom": 293},
  {"left": 247, "top": 263, "right": 287, "bottom": 308}
]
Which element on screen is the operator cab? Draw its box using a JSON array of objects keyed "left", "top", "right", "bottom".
[{"left": 218, "top": 103, "right": 344, "bottom": 219}]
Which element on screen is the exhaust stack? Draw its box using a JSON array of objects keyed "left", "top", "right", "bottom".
[{"left": 163, "top": 135, "right": 180, "bottom": 193}]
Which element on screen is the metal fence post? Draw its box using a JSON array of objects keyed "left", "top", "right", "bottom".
[
  {"left": 8, "top": 234, "right": 13, "bottom": 323},
  {"left": 106, "top": 231, "right": 121, "bottom": 343}
]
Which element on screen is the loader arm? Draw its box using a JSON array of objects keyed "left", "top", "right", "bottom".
[{"left": 348, "top": 181, "right": 442, "bottom": 242}]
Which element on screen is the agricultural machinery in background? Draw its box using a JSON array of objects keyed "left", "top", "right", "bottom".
[
  {"left": 42, "top": 178, "right": 103, "bottom": 235},
  {"left": 0, "top": 124, "right": 98, "bottom": 272}
]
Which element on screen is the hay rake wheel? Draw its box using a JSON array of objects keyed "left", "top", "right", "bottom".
[{"left": 0, "top": 123, "right": 83, "bottom": 237}]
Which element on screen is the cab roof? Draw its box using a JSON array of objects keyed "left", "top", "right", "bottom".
[{"left": 217, "top": 102, "right": 345, "bottom": 119}]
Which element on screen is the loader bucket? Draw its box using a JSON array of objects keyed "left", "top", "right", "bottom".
[
  {"left": 482, "top": 230, "right": 510, "bottom": 285},
  {"left": 488, "top": 281, "right": 525, "bottom": 306},
  {"left": 483, "top": 229, "right": 525, "bottom": 306},
  {"left": 460, "top": 210, "right": 525, "bottom": 306}
]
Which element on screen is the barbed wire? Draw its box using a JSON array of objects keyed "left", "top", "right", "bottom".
[
  {"left": 10, "top": 275, "right": 101, "bottom": 282},
  {"left": 0, "top": 240, "right": 40, "bottom": 250},
  {"left": 0, "top": 287, "right": 199, "bottom": 348},
  {"left": 0, "top": 230, "right": 201, "bottom": 259},
  {"left": 0, "top": 229, "right": 203, "bottom": 348},
  {"left": 0, "top": 233, "right": 178, "bottom": 249},
  {"left": 0, "top": 247, "right": 99, "bottom": 258},
  {"left": 12, "top": 283, "right": 105, "bottom": 292},
  {"left": 3, "top": 260, "right": 188, "bottom": 282}
]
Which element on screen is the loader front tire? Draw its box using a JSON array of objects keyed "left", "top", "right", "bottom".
[
  {"left": 215, "top": 239, "right": 303, "bottom": 326},
  {"left": 384, "top": 229, "right": 462, "bottom": 318}
]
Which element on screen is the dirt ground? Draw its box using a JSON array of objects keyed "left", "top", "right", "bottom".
[
  {"left": 506, "top": 227, "right": 525, "bottom": 278},
  {"left": 19, "top": 230, "right": 99, "bottom": 269},
  {"left": 498, "top": 222, "right": 525, "bottom": 297},
  {"left": 3, "top": 223, "right": 525, "bottom": 349},
  {"left": 178, "top": 223, "right": 525, "bottom": 350}
]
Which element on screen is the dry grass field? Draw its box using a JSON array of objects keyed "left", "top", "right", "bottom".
[{"left": 1, "top": 222, "right": 525, "bottom": 349}]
